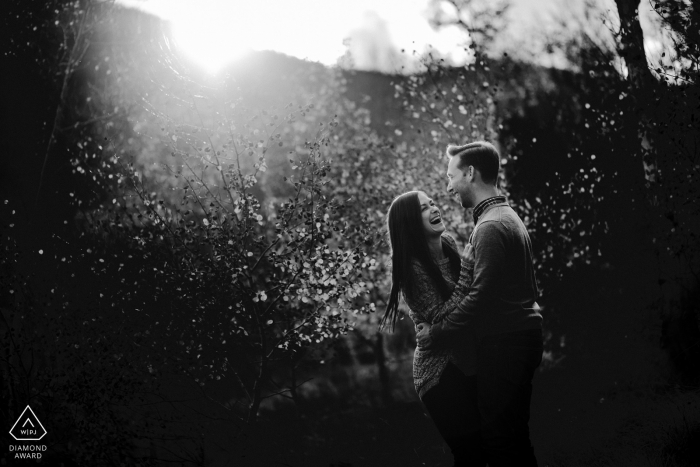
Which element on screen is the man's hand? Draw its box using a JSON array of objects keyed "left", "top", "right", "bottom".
[{"left": 415, "top": 322, "right": 433, "bottom": 349}]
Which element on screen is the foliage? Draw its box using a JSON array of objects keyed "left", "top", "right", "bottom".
[
  {"left": 3, "top": 1, "right": 700, "bottom": 465},
  {"left": 650, "top": 0, "right": 699, "bottom": 84},
  {"left": 86, "top": 85, "right": 383, "bottom": 425},
  {"left": 0, "top": 212, "right": 157, "bottom": 466}
]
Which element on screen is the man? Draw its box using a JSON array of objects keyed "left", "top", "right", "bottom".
[{"left": 416, "top": 141, "right": 543, "bottom": 467}]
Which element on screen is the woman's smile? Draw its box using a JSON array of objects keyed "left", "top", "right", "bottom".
[{"left": 418, "top": 192, "right": 445, "bottom": 236}]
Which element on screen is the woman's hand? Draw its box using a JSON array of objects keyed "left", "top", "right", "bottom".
[{"left": 462, "top": 243, "right": 474, "bottom": 262}]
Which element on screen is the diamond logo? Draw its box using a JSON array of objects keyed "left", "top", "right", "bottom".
[{"left": 9, "top": 406, "right": 47, "bottom": 441}]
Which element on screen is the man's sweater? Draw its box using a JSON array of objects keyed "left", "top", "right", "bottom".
[
  {"left": 429, "top": 201, "right": 542, "bottom": 346},
  {"left": 404, "top": 234, "right": 475, "bottom": 399}
]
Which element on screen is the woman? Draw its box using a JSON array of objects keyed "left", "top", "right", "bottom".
[{"left": 380, "top": 191, "right": 485, "bottom": 467}]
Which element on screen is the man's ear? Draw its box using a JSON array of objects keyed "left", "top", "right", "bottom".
[
  {"left": 469, "top": 166, "right": 482, "bottom": 183},
  {"left": 464, "top": 165, "right": 474, "bottom": 180}
]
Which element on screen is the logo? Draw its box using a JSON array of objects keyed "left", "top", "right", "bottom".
[{"left": 9, "top": 406, "right": 47, "bottom": 441}]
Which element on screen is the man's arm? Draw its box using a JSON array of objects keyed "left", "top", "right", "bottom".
[{"left": 420, "top": 221, "right": 507, "bottom": 348}]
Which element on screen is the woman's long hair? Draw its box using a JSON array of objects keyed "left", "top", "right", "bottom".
[{"left": 380, "top": 191, "right": 460, "bottom": 331}]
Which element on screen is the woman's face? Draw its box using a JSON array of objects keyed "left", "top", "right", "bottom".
[{"left": 417, "top": 192, "right": 445, "bottom": 237}]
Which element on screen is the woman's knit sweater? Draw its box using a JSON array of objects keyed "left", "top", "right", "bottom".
[{"left": 404, "top": 234, "right": 475, "bottom": 399}]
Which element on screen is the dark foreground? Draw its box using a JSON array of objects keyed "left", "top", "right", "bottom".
[{"left": 173, "top": 366, "right": 700, "bottom": 467}]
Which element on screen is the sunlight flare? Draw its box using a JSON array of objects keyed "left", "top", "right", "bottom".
[{"left": 169, "top": 1, "right": 258, "bottom": 73}]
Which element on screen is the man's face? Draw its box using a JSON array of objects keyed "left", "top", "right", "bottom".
[{"left": 446, "top": 157, "right": 472, "bottom": 208}]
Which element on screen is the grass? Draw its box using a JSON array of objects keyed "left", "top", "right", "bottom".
[
  {"left": 216, "top": 379, "right": 700, "bottom": 467},
  {"left": 222, "top": 333, "right": 700, "bottom": 467},
  {"left": 542, "top": 388, "right": 700, "bottom": 467}
]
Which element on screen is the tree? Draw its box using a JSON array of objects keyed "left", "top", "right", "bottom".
[
  {"left": 612, "top": 0, "right": 700, "bottom": 383},
  {"left": 427, "top": 0, "right": 511, "bottom": 53},
  {"left": 498, "top": 0, "right": 700, "bottom": 381}
]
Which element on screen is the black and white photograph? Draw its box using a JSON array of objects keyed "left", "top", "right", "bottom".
[{"left": 2, "top": 0, "right": 699, "bottom": 465}]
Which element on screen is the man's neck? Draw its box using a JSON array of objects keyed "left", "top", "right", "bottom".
[{"left": 471, "top": 187, "right": 500, "bottom": 208}]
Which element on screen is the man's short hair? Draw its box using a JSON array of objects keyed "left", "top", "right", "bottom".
[{"left": 446, "top": 141, "right": 500, "bottom": 185}]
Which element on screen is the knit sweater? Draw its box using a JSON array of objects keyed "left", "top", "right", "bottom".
[{"left": 404, "top": 234, "right": 475, "bottom": 399}]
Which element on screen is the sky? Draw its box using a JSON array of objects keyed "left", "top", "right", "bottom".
[
  {"left": 117, "top": 0, "right": 567, "bottom": 72},
  {"left": 117, "top": 0, "right": 662, "bottom": 74}
]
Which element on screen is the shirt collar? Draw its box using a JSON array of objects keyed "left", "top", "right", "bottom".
[{"left": 473, "top": 195, "right": 507, "bottom": 224}]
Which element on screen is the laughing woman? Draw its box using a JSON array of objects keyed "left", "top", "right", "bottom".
[{"left": 381, "top": 191, "right": 485, "bottom": 467}]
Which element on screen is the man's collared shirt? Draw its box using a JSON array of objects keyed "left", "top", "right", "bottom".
[{"left": 472, "top": 195, "right": 506, "bottom": 224}]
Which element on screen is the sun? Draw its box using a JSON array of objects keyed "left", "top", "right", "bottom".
[{"left": 169, "top": 2, "right": 256, "bottom": 73}]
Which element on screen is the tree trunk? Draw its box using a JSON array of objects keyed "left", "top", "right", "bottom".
[
  {"left": 248, "top": 317, "right": 268, "bottom": 424},
  {"left": 614, "top": 0, "right": 655, "bottom": 92},
  {"left": 288, "top": 359, "right": 304, "bottom": 418},
  {"left": 247, "top": 359, "right": 266, "bottom": 424},
  {"left": 374, "top": 332, "right": 392, "bottom": 407}
]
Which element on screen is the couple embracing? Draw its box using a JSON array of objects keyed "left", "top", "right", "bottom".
[{"left": 381, "top": 141, "right": 543, "bottom": 466}]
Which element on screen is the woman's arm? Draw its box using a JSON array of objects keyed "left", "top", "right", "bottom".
[
  {"left": 413, "top": 258, "right": 473, "bottom": 348},
  {"left": 407, "top": 234, "right": 473, "bottom": 334},
  {"left": 424, "top": 261, "right": 472, "bottom": 324}
]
